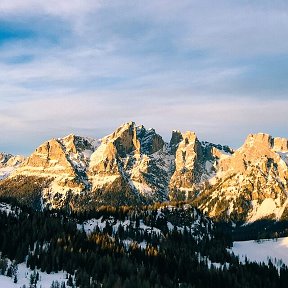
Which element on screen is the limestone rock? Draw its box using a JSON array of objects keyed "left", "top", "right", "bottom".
[
  {"left": 196, "top": 133, "right": 288, "bottom": 222},
  {"left": 88, "top": 122, "right": 169, "bottom": 203},
  {"left": 169, "top": 131, "right": 233, "bottom": 201},
  {"left": 2, "top": 122, "right": 287, "bottom": 222}
]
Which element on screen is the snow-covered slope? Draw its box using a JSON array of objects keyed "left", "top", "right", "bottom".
[
  {"left": 0, "top": 261, "right": 68, "bottom": 288},
  {"left": 77, "top": 204, "right": 214, "bottom": 251},
  {"left": 0, "top": 153, "right": 25, "bottom": 180},
  {"left": 231, "top": 236, "right": 288, "bottom": 267}
]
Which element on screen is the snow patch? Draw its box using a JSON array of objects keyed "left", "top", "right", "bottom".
[
  {"left": 248, "top": 198, "right": 277, "bottom": 222},
  {"left": 277, "top": 152, "right": 288, "bottom": 166},
  {"left": 132, "top": 181, "right": 153, "bottom": 196},
  {"left": 0, "top": 261, "right": 68, "bottom": 288},
  {"left": 90, "top": 175, "right": 119, "bottom": 188},
  {"left": 0, "top": 202, "right": 20, "bottom": 216},
  {"left": 0, "top": 167, "right": 15, "bottom": 180},
  {"left": 231, "top": 237, "right": 288, "bottom": 267}
]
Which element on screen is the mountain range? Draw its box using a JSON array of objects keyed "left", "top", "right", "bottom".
[{"left": 1, "top": 121, "right": 288, "bottom": 223}]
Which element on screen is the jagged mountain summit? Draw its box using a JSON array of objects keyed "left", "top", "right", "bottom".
[
  {"left": 0, "top": 122, "right": 173, "bottom": 210},
  {"left": 0, "top": 122, "right": 287, "bottom": 222}
]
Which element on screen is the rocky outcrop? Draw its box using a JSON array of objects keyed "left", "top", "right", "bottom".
[
  {"left": 195, "top": 133, "right": 288, "bottom": 222},
  {"left": 169, "top": 132, "right": 203, "bottom": 200},
  {"left": 15, "top": 136, "right": 94, "bottom": 180},
  {"left": 88, "top": 122, "right": 169, "bottom": 203},
  {"left": 22, "top": 139, "right": 76, "bottom": 175},
  {"left": 136, "top": 125, "right": 165, "bottom": 154},
  {"left": 8, "top": 135, "right": 99, "bottom": 209},
  {"left": 169, "top": 131, "right": 233, "bottom": 201}
]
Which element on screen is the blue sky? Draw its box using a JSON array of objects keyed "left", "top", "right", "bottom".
[{"left": 0, "top": 0, "right": 287, "bottom": 155}]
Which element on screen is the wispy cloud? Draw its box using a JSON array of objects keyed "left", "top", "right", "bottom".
[
  {"left": 0, "top": 0, "right": 287, "bottom": 154},
  {"left": 0, "top": 0, "right": 102, "bottom": 17},
  {"left": 1, "top": 91, "right": 287, "bottom": 155}
]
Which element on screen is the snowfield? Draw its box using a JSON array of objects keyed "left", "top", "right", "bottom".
[
  {"left": 231, "top": 236, "right": 288, "bottom": 267},
  {"left": 0, "top": 167, "right": 15, "bottom": 180},
  {"left": 0, "top": 261, "right": 68, "bottom": 288}
]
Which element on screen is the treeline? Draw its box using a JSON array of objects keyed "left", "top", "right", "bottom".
[
  {"left": 215, "top": 220, "right": 288, "bottom": 242},
  {"left": 0, "top": 198, "right": 288, "bottom": 287}
]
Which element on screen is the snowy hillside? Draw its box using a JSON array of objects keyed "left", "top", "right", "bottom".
[
  {"left": 0, "top": 261, "right": 68, "bottom": 288},
  {"left": 231, "top": 237, "right": 288, "bottom": 267},
  {"left": 77, "top": 204, "right": 213, "bottom": 252}
]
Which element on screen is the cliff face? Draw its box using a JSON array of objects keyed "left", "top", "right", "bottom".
[
  {"left": 169, "top": 131, "right": 234, "bottom": 202},
  {"left": 195, "top": 133, "right": 288, "bottom": 222},
  {"left": 4, "top": 122, "right": 171, "bottom": 209},
  {"left": 88, "top": 122, "right": 170, "bottom": 204},
  {"left": 1, "top": 123, "right": 288, "bottom": 222},
  {"left": 8, "top": 135, "right": 99, "bottom": 209}
]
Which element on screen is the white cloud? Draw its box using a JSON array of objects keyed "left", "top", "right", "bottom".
[{"left": 0, "top": 0, "right": 102, "bottom": 17}]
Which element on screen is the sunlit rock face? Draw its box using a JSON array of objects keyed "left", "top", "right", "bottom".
[
  {"left": 196, "top": 133, "right": 288, "bottom": 222},
  {"left": 88, "top": 121, "right": 170, "bottom": 204},
  {"left": 8, "top": 135, "right": 99, "bottom": 209},
  {"left": 3, "top": 122, "right": 170, "bottom": 209},
  {"left": 1, "top": 123, "right": 288, "bottom": 222},
  {"left": 168, "top": 130, "right": 233, "bottom": 202}
]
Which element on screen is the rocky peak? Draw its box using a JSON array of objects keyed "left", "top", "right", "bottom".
[
  {"left": 1, "top": 152, "right": 24, "bottom": 162},
  {"left": 244, "top": 133, "right": 273, "bottom": 149},
  {"left": 136, "top": 126, "right": 164, "bottom": 154},
  {"left": 14, "top": 134, "right": 98, "bottom": 181},
  {"left": 0, "top": 153, "right": 12, "bottom": 166},
  {"left": 106, "top": 122, "right": 140, "bottom": 157},
  {"left": 169, "top": 131, "right": 206, "bottom": 200},
  {"left": 103, "top": 122, "right": 165, "bottom": 157},
  {"left": 169, "top": 131, "right": 236, "bottom": 202},
  {"left": 174, "top": 131, "right": 201, "bottom": 171},
  {"left": 88, "top": 122, "right": 168, "bottom": 202},
  {"left": 60, "top": 134, "right": 78, "bottom": 154},
  {"left": 169, "top": 130, "right": 183, "bottom": 154},
  {"left": 243, "top": 133, "right": 288, "bottom": 153},
  {"left": 196, "top": 133, "right": 288, "bottom": 222},
  {"left": 58, "top": 134, "right": 98, "bottom": 168},
  {"left": 273, "top": 137, "right": 288, "bottom": 152},
  {"left": 59, "top": 134, "right": 96, "bottom": 154},
  {"left": 22, "top": 139, "right": 75, "bottom": 175},
  {"left": 218, "top": 133, "right": 273, "bottom": 173}
]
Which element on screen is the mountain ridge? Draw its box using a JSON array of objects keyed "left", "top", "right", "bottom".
[{"left": 0, "top": 122, "right": 287, "bottom": 223}]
